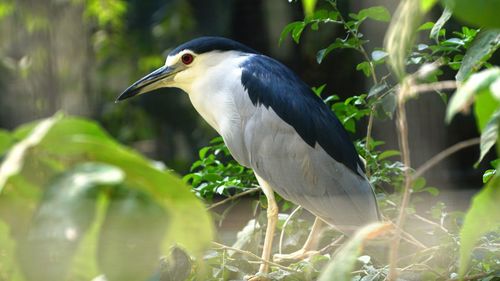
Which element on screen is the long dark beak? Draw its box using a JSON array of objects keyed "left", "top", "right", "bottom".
[{"left": 116, "top": 65, "right": 176, "bottom": 102}]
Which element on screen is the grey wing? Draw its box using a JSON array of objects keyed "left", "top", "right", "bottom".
[{"left": 244, "top": 107, "right": 379, "bottom": 233}]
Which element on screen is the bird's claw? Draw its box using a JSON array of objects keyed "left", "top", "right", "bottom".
[{"left": 273, "top": 249, "right": 319, "bottom": 262}]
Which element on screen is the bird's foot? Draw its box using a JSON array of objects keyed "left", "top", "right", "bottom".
[{"left": 273, "top": 248, "right": 319, "bottom": 262}]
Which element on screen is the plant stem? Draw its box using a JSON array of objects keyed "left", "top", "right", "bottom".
[
  {"left": 388, "top": 79, "right": 413, "bottom": 281},
  {"left": 211, "top": 241, "right": 300, "bottom": 273},
  {"left": 413, "top": 138, "right": 480, "bottom": 180},
  {"left": 206, "top": 187, "right": 260, "bottom": 210}
]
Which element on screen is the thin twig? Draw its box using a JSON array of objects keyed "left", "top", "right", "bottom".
[
  {"left": 278, "top": 206, "right": 302, "bottom": 254},
  {"left": 211, "top": 241, "right": 300, "bottom": 273},
  {"left": 388, "top": 79, "right": 413, "bottom": 281},
  {"left": 206, "top": 187, "right": 261, "bottom": 210},
  {"left": 413, "top": 213, "right": 449, "bottom": 234},
  {"left": 412, "top": 138, "right": 480, "bottom": 180},
  {"left": 318, "top": 235, "right": 345, "bottom": 254},
  {"left": 409, "top": 80, "right": 457, "bottom": 96}
]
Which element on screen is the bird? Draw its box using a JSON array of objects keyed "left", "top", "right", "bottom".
[{"left": 117, "top": 36, "right": 380, "bottom": 280}]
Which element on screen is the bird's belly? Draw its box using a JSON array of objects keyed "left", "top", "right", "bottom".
[{"left": 243, "top": 108, "right": 379, "bottom": 232}]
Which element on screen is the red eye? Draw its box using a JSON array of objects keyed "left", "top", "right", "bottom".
[{"left": 181, "top": 54, "right": 194, "bottom": 65}]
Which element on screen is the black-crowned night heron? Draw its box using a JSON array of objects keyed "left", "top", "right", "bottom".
[{"left": 117, "top": 37, "right": 380, "bottom": 279}]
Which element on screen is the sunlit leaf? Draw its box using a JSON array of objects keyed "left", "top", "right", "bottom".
[
  {"left": 354, "top": 6, "right": 391, "bottom": 22},
  {"left": 446, "top": 67, "right": 500, "bottom": 123},
  {"left": 279, "top": 21, "right": 303, "bottom": 45},
  {"left": 318, "top": 223, "right": 391, "bottom": 281},
  {"left": 0, "top": 114, "right": 61, "bottom": 192},
  {"left": 456, "top": 29, "right": 500, "bottom": 82},
  {"left": 430, "top": 6, "right": 452, "bottom": 42},
  {"left": 421, "top": 0, "right": 439, "bottom": 12},
  {"left": 301, "top": 0, "right": 317, "bottom": 18},
  {"left": 0, "top": 129, "right": 13, "bottom": 156},
  {"left": 458, "top": 172, "right": 500, "bottom": 277}
]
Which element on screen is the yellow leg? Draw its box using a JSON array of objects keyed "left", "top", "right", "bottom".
[
  {"left": 248, "top": 175, "right": 278, "bottom": 280},
  {"left": 273, "top": 217, "right": 323, "bottom": 262}
]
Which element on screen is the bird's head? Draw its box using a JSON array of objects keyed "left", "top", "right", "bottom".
[{"left": 116, "top": 37, "right": 258, "bottom": 101}]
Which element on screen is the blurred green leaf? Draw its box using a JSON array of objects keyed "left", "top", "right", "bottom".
[
  {"left": 301, "top": 0, "right": 317, "bottom": 18},
  {"left": 441, "top": 0, "right": 500, "bottom": 28},
  {"left": 447, "top": 67, "right": 500, "bottom": 123},
  {"left": 0, "top": 114, "right": 61, "bottom": 191},
  {"left": 318, "top": 223, "right": 390, "bottom": 281},
  {"left": 378, "top": 150, "right": 400, "bottom": 160},
  {"left": 98, "top": 187, "right": 169, "bottom": 281},
  {"left": 354, "top": 6, "right": 391, "bottom": 22},
  {"left": 421, "top": 0, "right": 439, "bottom": 12},
  {"left": 430, "top": 7, "right": 452, "bottom": 42},
  {"left": 474, "top": 90, "right": 500, "bottom": 132},
  {"left": 458, "top": 171, "right": 500, "bottom": 277},
  {"left": 477, "top": 109, "right": 500, "bottom": 164},
  {"left": 0, "top": 115, "right": 213, "bottom": 278},
  {"left": 17, "top": 163, "right": 123, "bottom": 281},
  {"left": 456, "top": 29, "right": 500, "bottom": 82},
  {"left": 0, "top": 129, "right": 13, "bottom": 156},
  {"left": 384, "top": 0, "right": 423, "bottom": 80}
]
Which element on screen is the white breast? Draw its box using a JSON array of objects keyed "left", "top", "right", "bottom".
[{"left": 184, "top": 52, "right": 256, "bottom": 167}]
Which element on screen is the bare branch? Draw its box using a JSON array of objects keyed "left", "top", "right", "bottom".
[
  {"left": 206, "top": 187, "right": 261, "bottom": 210},
  {"left": 211, "top": 241, "right": 300, "bottom": 273},
  {"left": 413, "top": 138, "right": 480, "bottom": 180}
]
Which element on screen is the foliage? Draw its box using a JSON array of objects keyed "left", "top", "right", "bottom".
[
  {"left": 184, "top": 0, "right": 500, "bottom": 280},
  {"left": 0, "top": 115, "right": 213, "bottom": 281}
]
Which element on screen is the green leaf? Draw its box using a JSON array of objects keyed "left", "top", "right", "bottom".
[
  {"left": 371, "top": 50, "right": 388, "bottom": 62},
  {"left": 378, "top": 150, "right": 400, "bottom": 160},
  {"left": 482, "top": 169, "right": 496, "bottom": 183},
  {"left": 384, "top": 0, "right": 423, "bottom": 80},
  {"left": 430, "top": 7, "right": 452, "bottom": 42},
  {"left": 17, "top": 163, "right": 124, "bottom": 281},
  {"left": 292, "top": 22, "right": 307, "bottom": 44},
  {"left": 474, "top": 90, "right": 500, "bottom": 132},
  {"left": 456, "top": 29, "right": 500, "bottom": 82},
  {"left": 442, "top": 0, "right": 500, "bottom": 28},
  {"left": 0, "top": 115, "right": 213, "bottom": 278},
  {"left": 356, "top": 61, "right": 372, "bottom": 77},
  {"left": 317, "top": 38, "right": 357, "bottom": 63},
  {"left": 421, "top": 0, "right": 439, "bottom": 12},
  {"left": 367, "top": 82, "right": 389, "bottom": 98},
  {"left": 279, "top": 21, "right": 303, "bottom": 45},
  {"left": 477, "top": 109, "right": 500, "bottom": 164},
  {"left": 318, "top": 223, "right": 390, "bottom": 281},
  {"left": 446, "top": 67, "right": 500, "bottom": 123},
  {"left": 0, "top": 114, "right": 61, "bottom": 192},
  {"left": 301, "top": 0, "right": 317, "bottom": 18},
  {"left": 418, "top": 21, "right": 435, "bottom": 31},
  {"left": 98, "top": 187, "right": 169, "bottom": 281},
  {"left": 355, "top": 6, "right": 391, "bottom": 22},
  {"left": 458, "top": 172, "right": 500, "bottom": 277},
  {"left": 0, "top": 129, "right": 13, "bottom": 156}
]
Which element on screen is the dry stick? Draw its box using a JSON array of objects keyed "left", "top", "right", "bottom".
[
  {"left": 278, "top": 206, "right": 302, "bottom": 254},
  {"left": 388, "top": 80, "right": 413, "bottom": 281},
  {"left": 413, "top": 138, "right": 480, "bottom": 180},
  {"left": 206, "top": 187, "right": 260, "bottom": 210},
  {"left": 211, "top": 241, "right": 300, "bottom": 273}
]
